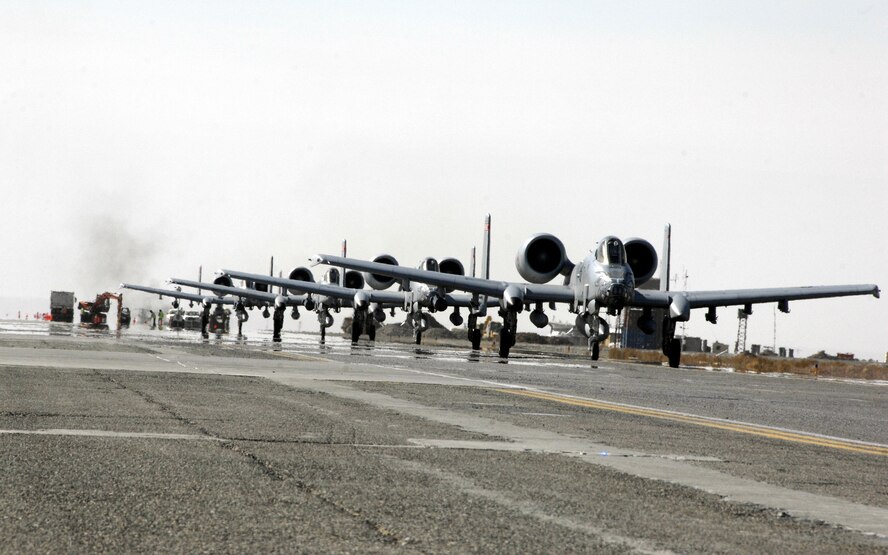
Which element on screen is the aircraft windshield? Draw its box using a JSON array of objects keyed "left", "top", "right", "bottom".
[
  {"left": 596, "top": 237, "right": 626, "bottom": 265},
  {"left": 325, "top": 268, "right": 340, "bottom": 284}
]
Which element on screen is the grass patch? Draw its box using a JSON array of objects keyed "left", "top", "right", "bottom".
[{"left": 608, "top": 349, "right": 888, "bottom": 380}]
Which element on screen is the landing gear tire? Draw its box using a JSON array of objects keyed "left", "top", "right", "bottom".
[
  {"left": 470, "top": 328, "right": 482, "bottom": 350},
  {"left": 590, "top": 340, "right": 600, "bottom": 361},
  {"left": 667, "top": 338, "right": 681, "bottom": 368},
  {"left": 414, "top": 329, "right": 422, "bottom": 345},
  {"left": 351, "top": 321, "right": 360, "bottom": 343},
  {"left": 499, "top": 330, "right": 512, "bottom": 358},
  {"left": 368, "top": 325, "right": 376, "bottom": 342}
]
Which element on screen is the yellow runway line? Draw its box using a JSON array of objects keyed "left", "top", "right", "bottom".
[{"left": 498, "top": 389, "right": 888, "bottom": 457}]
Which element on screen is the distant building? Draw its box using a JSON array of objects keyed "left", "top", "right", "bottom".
[
  {"left": 682, "top": 336, "right": 706, "bottom": 353},
  {"left": 711, "top": 341, "right": 730, "bottom": 355}
]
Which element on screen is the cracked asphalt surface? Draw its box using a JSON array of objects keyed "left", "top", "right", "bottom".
[{"left": 0, "top": 329, "right": 886, "bottom": 553}]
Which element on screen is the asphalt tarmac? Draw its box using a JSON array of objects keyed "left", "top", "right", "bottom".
[{"left": 0, "top": 322, "right": 886, "bottom": 553}]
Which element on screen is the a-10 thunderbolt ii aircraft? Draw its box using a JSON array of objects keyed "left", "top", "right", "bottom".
[
  {"left": 311, "top": 222, "right": 880, "bottom": 367},
  {"left": 126, "top": 255, "right": 377, "bottom": 343},
  {"left": 218, "top": 217, "right": 496, "bottom": 348},
  {"left": 123, "top": 263, "right": 315, "bottom": 339},
  {"left": 171, "top": 265, "right": 396, "bottom": 343},
  {"left": 119, "top": 282, "right": 241, "bottom": 338},
  {"left": 218, "top": 257, "right": 491, "bottom": 348},
  {"left": 161, "top": 276, "right": 315, "bottom": 341}
]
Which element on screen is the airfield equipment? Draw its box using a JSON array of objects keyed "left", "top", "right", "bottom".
[
  {"left": 50, "top": 291, "right": 75, "bottom": 322},
  {"left": 119, "top": 307, "right": 131, "bottom": 327},
  {"left": 79, "top": 292, "right": 124, "bottom": 327},
  {"left": 164, "top": 308, "right": 186, "bottom": 330}
]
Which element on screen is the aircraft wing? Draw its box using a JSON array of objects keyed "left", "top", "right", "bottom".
[
  {"left": 445, "top": 292, "right": 488, "bottom": 308},
  {"left": 311, "top": 255, "right": 572, "bottom": 303},
  {"left": 120, "top": 283, "right": 235, "bottom": 305},
  {"left": 219, "top": 269, "right": 407, "bottom": 306},
  {"left": 169, "top": 278, "right": 306, "bottom": 306},
  {"left": 632, "top": 284, "right": 880, "bottom": 309}
]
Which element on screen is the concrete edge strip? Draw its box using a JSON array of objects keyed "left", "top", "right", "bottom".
[{"left": 295, "top": 380, "right": 888, "bottom": 539}]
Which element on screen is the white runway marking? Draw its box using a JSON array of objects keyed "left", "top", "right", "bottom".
[{"left": 0, "top": 428, "right": 223, "bottom": 441}]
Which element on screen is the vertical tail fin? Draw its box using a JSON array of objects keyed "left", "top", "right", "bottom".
[
  {"left": 270, "top": 256, "right": 278, "bottom": 295},
  {"left": 660, "top": 224, "right": 671, "bottom": 292},
  {"left": 475, "top": 214, "right": 491, "bottom": 316},
  {"left": 198, "top": 266, "right": 202, "bottom": 297},
  {"left": 481, "top": 214, "right": 491, "bottom": 280},
  {"left": 470, "top": 246, "right": 476, "bottom": 278}
]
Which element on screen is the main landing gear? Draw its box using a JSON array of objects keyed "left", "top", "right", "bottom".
[
  {"left": 350, "top": 309, "right": 377, "bottom": 343},
  {"left": 272, "top": 306, "right": 285, "bottom": 342},
  {"left": 662, "top": 316, "right": 681, "bottom": 368},
  {"left": 200, "top": 305, "right": 211, "bottom": 340},
  {"left": 467, "top": 313, "right": 482, "bottom": 350},
  {"left": 498, "top": 309, "right": 518, "bottom": 358}
]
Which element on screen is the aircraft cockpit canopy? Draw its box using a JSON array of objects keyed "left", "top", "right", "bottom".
[
  {"left": 419, "top": 257, "right": 439, "bottom": 272},
  {"left": 324, "top": 268, "right": 341, "bottom": 285},
  {"left": 596, "top": 237, "right": 626, "bottom": 265}
]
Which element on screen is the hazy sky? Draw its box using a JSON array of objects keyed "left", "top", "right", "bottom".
[{"left": 1, "top": 1, "right": 885, "bottom": 358}]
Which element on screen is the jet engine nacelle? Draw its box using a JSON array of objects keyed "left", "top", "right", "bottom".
[
  {"left": 287, "top": 267, "right": 315, "bottom": 295},
  {"left": 438, "top": 257, "right": 465, "bottom": 293},
  {"left": 344, "top": 270, "right": 365, "bottom": 290},
  {"left": 214, "top": 275, "right": 234, "bottom": 288},
  {"left": 364, "top": 254, "right": 399, "bottom": 290},
  {"left": 623, "top": 238, "right": 658, "bottom": 286},
  {"left": 515, "top": 233, "right": 573, "bottom": 284}
]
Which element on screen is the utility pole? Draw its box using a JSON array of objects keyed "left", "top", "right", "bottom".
[{"left": 735, "top": 308, "right": 748, "bottom": 353}]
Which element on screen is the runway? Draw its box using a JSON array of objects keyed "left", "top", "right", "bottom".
[{"left": 1, "top": 323, "right": 886, "bottom": 553}]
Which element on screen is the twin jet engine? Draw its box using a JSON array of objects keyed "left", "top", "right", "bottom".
[{"left": 515, "top": 233, "right": 659, "bottom": 286}]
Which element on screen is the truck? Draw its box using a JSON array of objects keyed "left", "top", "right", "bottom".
[
  {"left": 79, "top": 292, "right": 124, "bottom": 327},
  {"left": 50, "top": 291, "right": 76, "bottom": 323}
]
